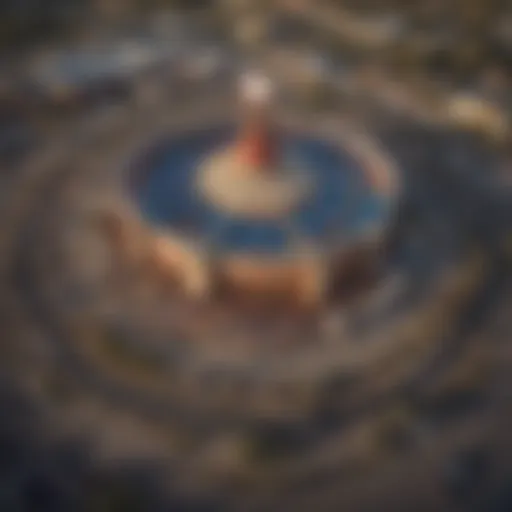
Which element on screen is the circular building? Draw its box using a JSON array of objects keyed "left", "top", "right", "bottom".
[{"left": 128, "top": 71, "right": 399, "bottom": 306}]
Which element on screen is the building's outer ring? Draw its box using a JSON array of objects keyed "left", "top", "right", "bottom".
[{"left": 119, "top": 115, "right": 400, "bottom": 305}]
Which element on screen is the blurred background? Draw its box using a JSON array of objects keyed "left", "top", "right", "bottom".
[
  {"left": 0, "top": 1, "right": 511, "bottom": 511},
  {"left": 1, "top": 0, "right": 512, "bottom": 169}
]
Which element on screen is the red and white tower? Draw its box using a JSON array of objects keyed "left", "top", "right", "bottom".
[
  {"left": 197, "top": 70, "right": 311, "bottom": 220},
  {"left": 236, "top": 71, "right": 278, "bottom": 171}
]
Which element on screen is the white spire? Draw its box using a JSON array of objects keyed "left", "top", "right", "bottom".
[{"left": 239, "top": 70, "right": 274, "bottom": 105}]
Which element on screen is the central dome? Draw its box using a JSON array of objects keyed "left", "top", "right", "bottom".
[{"left": 196, "top": 147, "right": 313, "bottom": 219}]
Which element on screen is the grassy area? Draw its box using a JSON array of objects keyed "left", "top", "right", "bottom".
[
  {"left": 41, "top": 369, "right": 78, "bottom": 404},
  {"left": 242, "top": 422, "right": 309, "bottom": 465},
  {"left": 85, "top": 479, "right": 148, "bottom": 512},
  {"left": 417, "top": 344, "right": 491, "bottom": 421},
  {"left": 373, "top": 401, "right": 415, "bottom": 454},
  {"left": 98, "top": 326, "right": 168, "bottom": 377}
]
